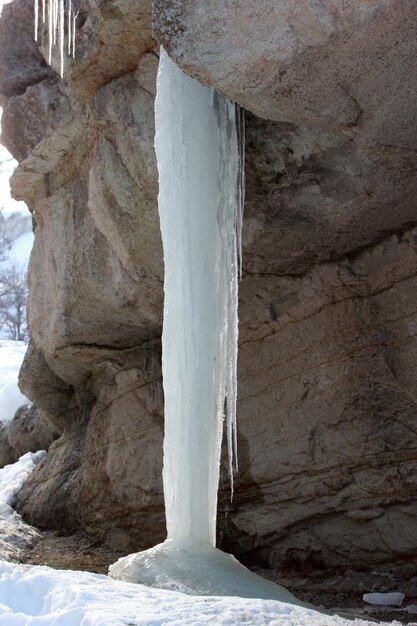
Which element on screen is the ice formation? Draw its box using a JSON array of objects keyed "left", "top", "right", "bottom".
[
  {"left": 110, "top": 50, "right": 301, "bottom": 604},
  {"left": 154, "top": 48, "right": 243, "bottom": 545},
  {"left": 34, "top": 0, "right": 76, "bottom": 76}
]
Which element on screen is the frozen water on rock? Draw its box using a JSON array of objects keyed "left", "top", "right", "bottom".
[
  {"left": 110, "top": 49, "right": 302, "bottom": 606},
  {"left": 110, "top": 538, "right": 298, "bottom": 603},
  {"left": 363, "top": 592, "right": 405, "bottom": 606},
  {"left": 154, "top": 47, "right": 242, "bottom": 544},
  {"left": 0, "top": 341, "right": 29, "bottom": 425},
  {"left": 33, "top": 0, "right": 76, "bottom": 76}
]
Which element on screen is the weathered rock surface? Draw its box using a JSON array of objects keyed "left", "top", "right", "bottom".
[
  {"left": 0, "top": 403, "right": 57, "bottom": 470},
  {"left": 155, "top": 1, "right": 417, "bottom": 275},
  {"left": 218, "top": 228, "right": 417, "bottom": 568},
  {"left": 0, "top": 422, "right": 18, "bottom": 468},
  {"left": 1, "top": 0, "right": 417, "bottom": 571},
  {"left": 7, "top": 404, "right": 57, "bottom": 457}
]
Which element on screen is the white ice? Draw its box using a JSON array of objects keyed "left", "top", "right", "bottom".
[
  {"left": 154, "top": 48, "right": 241, "bottom": 544},
  {"left": 33, "top": 0, "right": 76, "bottom": 75},
  {"left": 0, "top": 341, "right": 29, "bottom": 425},
  {"left": 363, "top": 592, "right": 405, "bottom": 606}
]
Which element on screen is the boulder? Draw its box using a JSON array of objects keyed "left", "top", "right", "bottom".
[
  {"left": 7, "top": 404, "right": 57, "bottom": 456},
  {"left": 0, "top": 422, "right": 18, "bottom": 468},
  {"left": 1, "top": 0, "right": 417, "bottom": 571}
]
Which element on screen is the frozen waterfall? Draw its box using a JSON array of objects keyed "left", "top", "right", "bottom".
[
  {"left": 156, "top": 48, "right": 242, "bottom": 545},
  {"left": 110, "top": 50, "right": 299, "bottom": 605}
]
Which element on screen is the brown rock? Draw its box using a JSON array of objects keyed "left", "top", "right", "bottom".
[
  {"left": 0, "top": 422, "right": 18, "bottom": 468},
  {"left": 17, "top": 340, "right": 165, "bottom": 550},
  {"left": 218, "top": 227, "right": 417, "bottom": 568},
  {"left": 2, "top": 0, "right": 417, "bottom": 573},
  {"left": 153, "top": 0, "right": 417, "bottom": 134},
  {"left": 8, "top": 404, "right": 58, "bottom": 456}
]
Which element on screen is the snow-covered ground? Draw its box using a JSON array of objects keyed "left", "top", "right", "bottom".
[
  {"left": 0, "top": 452, "right": 44, "bottom": 562},
  {"left": 0, "top": 454, "right": 402, "bottom": 626},
  {"left": 0, "top": 340, "right": 29, "bottom": 425},
  {"left": 0, "top": 561, "right": 399, "bottom": 626}
]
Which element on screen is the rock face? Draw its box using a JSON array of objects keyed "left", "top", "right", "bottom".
[
  {"left": 1, "top": 0, "right": 417, "bottom": 569},
  {"left": 0, "top": 404, "right": 57, "bottom": 469},
  {"left": 7, "top": 404, "right": 57, "bottom": 457}
]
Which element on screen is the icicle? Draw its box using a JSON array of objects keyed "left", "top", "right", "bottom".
[
  {"left": 156, "top": 49, "right": 244, "bottom": 545},
  {"left": 48, "top": 0, "right": 53, "bottom": 64},
  {"left": 33, "top": 0, "right": 78, "bottom": 76},
  {"left": 237, "top": 106, "right": 245, "bottom": 280},
  {"left": 59, "top": 0, "right": 64, "bottom": 76},
  {"left": 53, "top": 0, "right": 58, "bottom": 46},
  {"left": 34, "top": 0, "right": 39, "bottom": 41},
  {"left": 216, "top": 100, "right": 244, "bottom": 498},
  {"left": 68, "top": 0, "right": 72, "bottom": 57},
  {"left": 72, "top": 10, "right": 78, "bottom": 58}
]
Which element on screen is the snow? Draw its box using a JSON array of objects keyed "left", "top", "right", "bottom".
[
  {"left": 0, "top": 340, "right": 29, "bottom": 425},
  {"left": 0, "top": 455, "right": 401, "bottom": 626},
  {"left": 0, "top": 452, "right": 45, "bottom": 561},
  {"left": 0, "top": 146, "right": 27, "bottom": 218},
  {"left": 0, "top": 451, "right": 45, "bottom": 519},
  {"left": 0, "top": 560, "right": 398, "bottom": 626},
  {"left": 363, "top": 592, "right": 405, "bottom": 606},
  {"left": 5, "top": 232, "right": 34, "bottom": 269}
]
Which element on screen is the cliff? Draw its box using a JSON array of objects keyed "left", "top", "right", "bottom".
[{"left": 0, "top": 0, "right": 417, "bottom": 570}]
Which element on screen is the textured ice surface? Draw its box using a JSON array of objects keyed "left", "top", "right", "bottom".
[
  {"left": 33, "top": 0, "right": 76, "bottom": 75},
  {"left": 109, "top": 538, "right": 299, "bottom": 603},
  {"left": 0, "top": 560, "right": 396, "bottom": 626},
  {"left": 155, "top": 48, "right": 242, "bottom": 545}
]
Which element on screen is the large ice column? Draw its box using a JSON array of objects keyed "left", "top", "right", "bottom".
[
  {"left": 155, "top": 49, "right": 242, "bottom": 546},
  {"left": 109, "top": 52, "right": 300, "bottom": 606}
]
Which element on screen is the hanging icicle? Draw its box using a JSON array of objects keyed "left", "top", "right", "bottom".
[{"left": 33, "top": 0, "right": 77, "bottom": 77}]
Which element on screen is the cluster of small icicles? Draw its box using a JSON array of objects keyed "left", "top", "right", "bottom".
[{"left": 34, "top": 0, "right": 78, "bottom": 77}]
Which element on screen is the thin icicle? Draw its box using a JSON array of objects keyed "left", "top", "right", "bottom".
[
  {"left": 237, "top": 106, "right": 245, "bottom": 280},
  {"left": 72, "top": 11, "right": 78, "bottom": 58},
  {"left": 48, "top": 0, "right": 53, "bottom": 64},
  {"left": 34, "top": 0, "right": 39, "bottom": 41},
  {"left": 59, "top": 0, "right": 64, "bottom": 76},
  {"left": 215, "top": 98, "right": 244, "bottom": 498},
  {"left": 34, "top": 0, "right": 77, "bottom": 76},
  {"left": 53, "top": 0, "right": 58, "bottom": 46},
  {"left": 67, "top": 0, "right": 72, "bottom": 57}
]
